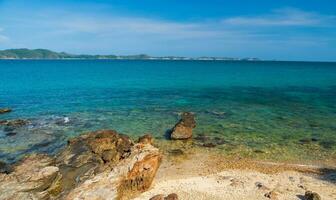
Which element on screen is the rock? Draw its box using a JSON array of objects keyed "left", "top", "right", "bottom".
[
  {"left": 0, "top": 119, "right": 28, "bottom": 127},
  {"left": 203, "top": 142, "right": 217, "bottom": 148},
  {"left": 138, "top": 134, "right": 154, "bottom": 145},
  {"left": 65, "top": 140, "right": 162, "bottom": 199},
  {"left": 150, "top": 194, "right": 164, "bottom": 200},
  {"left": 0, "top": 129, "right": 162, "bottom": 200},
  {"left": 102, "top": 149, "right": 119, "bottom": 163},
  {"left": 214, "top": 137, "right": 227, "bottom": 145},
  {"left": 230, "top": 178, "right": 244, "bottom": 187},
  {"left": 0, "top": 108, "right": 11, "bottom": 114},
  {"left": 194, "top": 134, "right": 211, "bottom": 143},
  {"left": 0, "top": 160, "right": 13, "bottom": 174},
  {"left": 0, "top": 154, "right": 62, "bottom": 200},
  {"left": 264, "top": 191, "right": 278, "bottom": 199},
  {"left": 55, "top": 130, "right": 135, "bottom": 193},
  {"left": 255, "top": 182, "right": 269, "bottom": 190},
  {"left": 254, "top": 149, "right": 265, "bottom": 154},
  {"left": 297, "top": 184, "right": 307, "bottom": 190},
  {"left": 57, "top": 129, "right": 161, "bottom": 199},
  {"left": 170, "top": 112, "right": 196, "bottom": 140},
  {"left": 5, "top": 132, "right": 17, "bottom": 137},
  {"left": 150, "top": 193, "right": 178, "bottom": 200},
  {"left": 304, "top": 190, "right": 321, "bottom": 200},
  {"left": 165, "top": 193, "right": 178, "bottom": 200},
  {"left": 168, "top": 149, "right": 184, "bottom": 156}
]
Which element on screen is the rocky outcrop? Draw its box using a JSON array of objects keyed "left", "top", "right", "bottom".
[
  {"left": 170, "top": 112, "right": 196, "bottom": 140},
  {"left": 0, "top": 130, "right": 162, "bottom": 200},
  {"left": 0, "top": 108, "right": 11, "bottom": 114},
  {"left": 0, "top": 154, "right": 62, "bottom": 200},
  {"left": 65, "top": 135, "right": 162, "bottom": 199}
]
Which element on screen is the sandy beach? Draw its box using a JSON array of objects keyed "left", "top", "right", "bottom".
[{"left": 134, "top": 149, "right": 336, "bottom": 200}]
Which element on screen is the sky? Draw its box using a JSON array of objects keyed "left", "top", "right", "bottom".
[{"left": 0, "top": 0, "right": 335, "bottom": 61}]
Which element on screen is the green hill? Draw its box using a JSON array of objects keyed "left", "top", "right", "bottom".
[
  {"left": 0, "top": 48, "right": 254, "bottom": 61},
  {"left": 0, "top": 48, "right": 118, "bottom": 59}
]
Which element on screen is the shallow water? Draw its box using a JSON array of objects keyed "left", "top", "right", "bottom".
[{"left": 0, "top": 60, "right": 335, "bottom": 164}]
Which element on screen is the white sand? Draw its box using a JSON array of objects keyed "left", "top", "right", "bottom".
[
  {"left": 133, "top": 151, "right": 336, "bottom": 200},
  {"left": 134, "top": 170, "right": 336, "bottom": 200}
]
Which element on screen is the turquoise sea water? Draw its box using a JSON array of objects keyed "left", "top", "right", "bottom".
[{"left": 0, "top": 60, "right": 336, "bottom": 164}]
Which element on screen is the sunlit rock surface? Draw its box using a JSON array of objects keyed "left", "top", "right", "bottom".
[
  {"left": 170, "top": 112, "right": 196, "bottom": 140},
  {"left": 0, "top": 130, "right": 162, "bottom": 200}
]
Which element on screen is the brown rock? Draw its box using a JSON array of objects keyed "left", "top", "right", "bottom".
[
  {"left": 102, "top": 149, "right": 119, "bottom": 163},
  {"left": 0, "top": 129, "right": 162, "bottom": 200},
  {"left": 150, "top": 194, "right": 164, "bottom": 200},
  {"left": 0, "top": 108, "right": 11, "bottom": 114},
  {"left": 138, "top": 134, "right": 154, "bottom": 145},
  {"left": 305, "top": 190, "right": 321, "bottom": 200},
  {"left": 65, "top": 142, "right": 162, "bottom": 200},
  {"left": 170, "top": 112, "right": 196, "bottom": 140},
  {"left": 0, "top": 154, "right": 62, "bottom": 200},
  {"left": 55, "top": 130, "right": 134, "bottom": 193},
  {"left": 165, "top": 193, "right": 178, "bottom": 200}
]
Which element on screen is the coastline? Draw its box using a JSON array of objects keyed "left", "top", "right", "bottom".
[{"left": 1, "top": 116, "right": 335, "bottom": 199}]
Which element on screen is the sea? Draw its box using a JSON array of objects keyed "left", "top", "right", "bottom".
[{"left": 0, "top": 60, "right": 335, "bottom": 164}]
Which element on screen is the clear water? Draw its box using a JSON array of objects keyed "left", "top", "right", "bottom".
[{"left": 0, "top": 60, "right": 335, "bottom": 164}]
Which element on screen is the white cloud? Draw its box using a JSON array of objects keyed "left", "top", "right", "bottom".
[
  {"left": 1, "top": 5, "right": 335, "bottom": 60},
  {"left": 55, "top": 16, "right": 228, "bottom": 40},
  {"left": 222, "top": 8, "right": 336, "bottom": 27}
]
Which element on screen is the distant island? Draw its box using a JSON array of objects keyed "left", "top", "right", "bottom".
[{"left": 0, "top": 48, "right": 260, "bottom": 61}]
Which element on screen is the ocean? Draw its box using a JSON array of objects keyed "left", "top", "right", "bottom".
[{"left": 0, "top": 60, "right": 335, "bottom": 164}]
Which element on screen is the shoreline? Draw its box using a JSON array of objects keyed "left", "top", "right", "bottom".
[
  {"left": 1, "top": 110, "right": 336, "bottom": 199},
  {"left": 1, "top": 127, "right": 335, "bottom": 199}
]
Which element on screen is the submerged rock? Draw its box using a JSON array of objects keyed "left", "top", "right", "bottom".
[
  {"left": 5, "top": 131, "right": 17, "bottom": 137},
  {"left": 202, "top": 142, "right": 217, "bottom": 148},
  {"left": 170, "top": 112, "right": 196, "bottom": 140},
  {"left": 55, "top": 117, "right": 71, "bottom": 126},
  {"left": 0, "top": 119, "right": 28, "bottom": 127},
  {"left": 168, "top": 149, "right": 184, "bottom": 156},
  {"left": 304, "top": 190, "right": 321, "bottom": 200},
  {"left": 0, "top": 108, "right": 11, "bottom": 114}
]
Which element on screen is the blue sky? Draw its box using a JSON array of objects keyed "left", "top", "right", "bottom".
[{"left": 0, "top": 0, "right": 335, "bottom": 61}]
